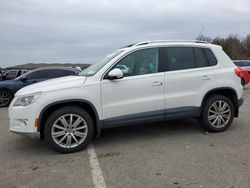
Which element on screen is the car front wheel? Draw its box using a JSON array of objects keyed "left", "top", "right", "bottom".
[
  {"left": 0, "top": 90, "right": 13, "bottom": 107},
  {"left": 44, "top": 106, "right": 94, "bottom": 153},
  {"left": 200, "top": 95, "right": 234, "bottom": 132}
]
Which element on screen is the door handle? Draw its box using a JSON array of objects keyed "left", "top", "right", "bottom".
[
  {"left": 152, "top": 81, "right": 163, "bottom": 86},
  {"left": 202, "top": 75, "right": 211, "bottom": 80}
]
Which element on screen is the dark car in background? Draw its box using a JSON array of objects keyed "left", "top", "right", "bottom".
[
  {"left": 0, "top": 71, "right": 4, "bottom": 81},
  {"left": 2, "top": 69, "right": 29, "bottom": 80},
  {"left": 233, "top": 60, "right": 250, "bottom": 73},
  {"left": 0, "top": 67, "right": 80, "bottom": 107}
]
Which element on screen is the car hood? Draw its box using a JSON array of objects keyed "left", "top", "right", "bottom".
[
  {"left": 0, "top": 79, "right": 16, "bottom": 86},
  {"left": 15, "top": 76, "right": 87, "bottom": 96}
]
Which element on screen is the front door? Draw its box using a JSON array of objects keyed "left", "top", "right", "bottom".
[{"left": 101, "top": 48, "right": 165, "bottom": 127}]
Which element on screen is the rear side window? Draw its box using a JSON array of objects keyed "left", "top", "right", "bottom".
[
  {"left": 26, "top": 70, "right": 50, "bottom": 79},
  {"left": 50, "top": 69, "right": 76, "bottom": 78},
  {"left": 6, "top": 70, "right": 18, "bottom": 76},
  {"left": 165, "top": 47, "right": 195, "bottom": 71},
  {"left": 204, "top": 48, "right": 217, "bottom": 66},
  {"left": 194, "top": 48, "right": 209, "bottom": 68}
]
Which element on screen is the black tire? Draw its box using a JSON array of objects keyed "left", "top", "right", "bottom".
[
  {"left": 241, "top": 79, "right": 245, "bottom": 86},
  {"left": 44, "top": 106, "right": 94, "bottom": 153},
  {"left": 199, "top": 95, "right": 234, "bottom": 132},
  {"left": 0, "top": 90, "right": 13, "bottom": 107}
]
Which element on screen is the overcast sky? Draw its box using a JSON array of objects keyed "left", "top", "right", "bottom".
[{"left": 0, "top": 0, "right": 250, "bottom": 67}]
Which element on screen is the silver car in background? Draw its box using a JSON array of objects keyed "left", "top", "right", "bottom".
[{"left": 234, "top": 60, "right": 250, "bottom": 73}]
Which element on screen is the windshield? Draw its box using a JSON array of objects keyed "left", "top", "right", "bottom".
[{"left": 79, "top": 50, "right": 123, "bottom": 76}]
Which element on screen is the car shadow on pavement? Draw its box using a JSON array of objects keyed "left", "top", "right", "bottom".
[
  {"left": 94, "top": 118, "right": 204, "bottom": 146},
  {"left": 1, "top": 136, "right": 49, "bottom": 153},
  {"left": 3, "top": 118, "right": 203, "bottom": 154}
]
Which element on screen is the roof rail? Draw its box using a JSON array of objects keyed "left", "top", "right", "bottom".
[
  {"left": 121, "top": 43, "right": 136, "bottom": 48},
  {"left": 133, "top": 40, "right": 209, "bottom": 46}
]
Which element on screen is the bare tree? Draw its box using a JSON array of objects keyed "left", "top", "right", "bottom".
[
  {"left": 196, "top": 35, "right": 212, "bottom": 43},
  {"left": 199, "top": 34, "right": 250, "bottom": 60}
]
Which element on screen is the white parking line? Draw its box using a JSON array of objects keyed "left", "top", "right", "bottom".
[{"left": 87, "top": 143, "right": 106, "bottom": 188}]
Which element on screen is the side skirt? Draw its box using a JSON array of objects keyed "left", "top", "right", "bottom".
[{"left": 102, "top": 107, "right": 200, "bottom": 129}]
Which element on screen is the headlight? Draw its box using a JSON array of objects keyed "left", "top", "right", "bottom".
[{"left": 14, "top": 92, "right": 41, "bottom": 107}]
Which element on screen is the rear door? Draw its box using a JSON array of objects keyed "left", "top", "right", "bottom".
[{"left": 163, "top": 47, "right": 216, "bottom": 117}]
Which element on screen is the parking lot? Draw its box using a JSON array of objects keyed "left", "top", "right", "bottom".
[{"left": 0, "top": 86, "right": 249, "bottom": 188}]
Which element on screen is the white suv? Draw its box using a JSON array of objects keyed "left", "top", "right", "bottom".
[{"left": 9, "top": 41, "right": 246, "bottom": 153}]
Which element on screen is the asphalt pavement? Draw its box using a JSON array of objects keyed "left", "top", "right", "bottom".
[{"left": 0, "top": 86, "right": 250, "bottom": 188}]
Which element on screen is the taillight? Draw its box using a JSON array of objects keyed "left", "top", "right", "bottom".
[{"left": 234, "top": 67, "right": 250, "bottom": 85}]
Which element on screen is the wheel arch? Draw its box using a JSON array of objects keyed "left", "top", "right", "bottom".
[
  {"left": 201, "top": 87, "right": 239, "bottom": 117},
  {"left": 38, "top": 99, "right": 102, "bottom": 138},
  {"left": 0, "top": 88, "right": 14, "bottom": 97}
]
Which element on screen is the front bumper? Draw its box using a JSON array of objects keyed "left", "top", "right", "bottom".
[
  {"left": 9, "top": 102, "right": 40, "bottom": 138},
  {"left": 10, "top": 129, "right": 40, "bottom": 138},
  {"left": 9, "top": 118, "right": 40, "bottom": 138}
]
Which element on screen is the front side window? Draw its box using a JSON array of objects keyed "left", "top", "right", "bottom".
[
  {"left": 165, "top": 47, "right": 195, "bottom": 71},
  {"left": 112, "top": 48, "right": 159, "bottom": 77},
  {"left": 50, "top": 69, "right": 76, "bottom": 78},
  {"left": 26, "top": 70, "right": 50, "bottom": 79}
]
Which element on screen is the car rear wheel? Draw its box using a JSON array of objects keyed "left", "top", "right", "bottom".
[
  {"left": 0, "top": 90, "right": 13, "bottom": 107},
  {"left": 200, "top": 95, "right": 234, "bottom": 132},
  {"left": 44, "top": 106, "right": 94, "bottom": 153}
]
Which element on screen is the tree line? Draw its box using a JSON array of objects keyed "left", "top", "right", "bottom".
[{"left": 197, "top": 34, "right": 250, "bottom": 60}]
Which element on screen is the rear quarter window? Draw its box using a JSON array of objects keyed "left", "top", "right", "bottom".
[
  {"left": 194, "top": 48, "right": 210, "bottom": 68},
  {"left": 204, "top": 48, "right": 218, "bottom": 66}
]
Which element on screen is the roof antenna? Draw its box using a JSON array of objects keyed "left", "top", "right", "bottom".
[{"left": 197, "top": 27, "right": 205, "bottom": 39}]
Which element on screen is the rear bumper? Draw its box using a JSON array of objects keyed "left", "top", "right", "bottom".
[{"left": 238, "top": 98, "right": 244, "bottom": 107}]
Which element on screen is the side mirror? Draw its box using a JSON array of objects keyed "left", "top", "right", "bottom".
[
  {"left": 20, "top": 77, "right": 27, "bottom": 82},
  {"left": 107, "top": 68, "right": 124, "bottom": 80}
]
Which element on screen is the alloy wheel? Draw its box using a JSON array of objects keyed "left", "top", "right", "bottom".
[
  {"left": 208, "top": 100, "right": 231, "bottom": 128},
  {"left": 51, "top": 114, "right": 88, "bottom": 148},
  {"left": 0, "top": 90, "right": 11, "bottom": 107}
]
